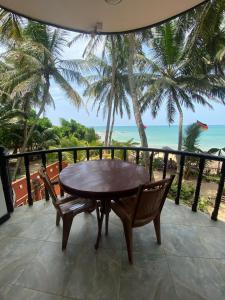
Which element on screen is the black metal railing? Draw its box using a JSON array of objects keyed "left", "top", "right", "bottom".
[{"left": 0, "top": 146, "right": 225, "bottom": 221}]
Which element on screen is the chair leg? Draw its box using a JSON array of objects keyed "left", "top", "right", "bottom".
[
  {"left": 62, "top": 215, "right": 73, "bottom": 250},
  {"left": 123, "top": 222, "right": 133, "bottom": 264},
  {"left": 96, "top": 205, "right": 101, "bottom": 228},
  {"left": 56, "top": 211, "right": 60, "bottom": 226},
  {"left": 153, "top": 215, "right": 161, "bottom": 244}
]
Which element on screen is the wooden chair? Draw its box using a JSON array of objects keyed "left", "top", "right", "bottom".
[
  {"left": 38, "top": 167, "right": 100, "bottom": 250},
  {"left": 111, "top": 175, "right": 175, "bottom": 264}
]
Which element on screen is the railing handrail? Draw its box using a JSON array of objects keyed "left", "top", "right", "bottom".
[{"left": 4, "top": 146, "right": 225, "bottom": 162}]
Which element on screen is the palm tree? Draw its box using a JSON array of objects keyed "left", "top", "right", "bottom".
[
  {"left": 127, "top": 33, "right": 149, "bottom": 151},
  {"left": 0, "top": 102, "right": 24, "bottom": 127},
  {"left": 83, "top": 42, "right": 131, "bottom": 146},
  {"left": 140, "top": 21, "right": 225, "bottom": 151},
  {"left": 184, "top": 0, "right": 225, "bottom": 76},
  {"left": 0, "top": 9, "right": 23, "bottom": 43},
  {"left": 71, "top": 32, "right": 149, "bottom": 152},
  {"left": 103, "top": 36, "right": 116, "bottom": 146},
  {"left": 183, "top": 123, "right": 203, "bottom": 153},
  {"left": 69, "top": 33, "right": 124, "bottom": 146},
  {"left": 0, "top": 21, "right": 86, "bottom": 178},
  {"left": 183, "top": 123, "right": 203, "bottom": 179}
]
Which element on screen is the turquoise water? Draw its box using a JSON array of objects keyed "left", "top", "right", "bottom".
[{"left": 95, "top": 125, "right": 225, "bottom": 151}]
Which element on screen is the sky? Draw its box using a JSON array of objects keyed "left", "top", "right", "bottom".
[{"left": 45, "top": 32, "right": 225, "bottom": 127}]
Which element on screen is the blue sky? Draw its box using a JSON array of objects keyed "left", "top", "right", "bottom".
[{"left": 45, "top": 32, "right": 225, "bottom": 127}]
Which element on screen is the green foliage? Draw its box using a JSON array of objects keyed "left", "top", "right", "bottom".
[
  {"left": 198, "top": 197, "right": 210, "bottom": 214},
  {"left": 152, "top": 157, "right": 164, "bottom": 170},
  {"left": 203, "top": 174, "right": 220, "bottom": 184},
  {"left": 208, "top": 147, "right": 225, "bottom": 156},
  {"left": 0, "top": 102, "right": 100, "bottom": 152},
  {"left": 111, "top": 139, "right": 138, "bottom": 160},
  {"left": 58, "top": 118, "right": 98, "bottom": 142},
  {"left": 169, "top": 182, "right": 195, "bottom": 202},
  {"left": 183, "top": 124, "right": 202, "bottom": 153},
  {"left": 169, "top": 181, "right": 209, "bottom": 213},
  {"left": 183, "top": 123, "right": 203, "bottom": 179}
]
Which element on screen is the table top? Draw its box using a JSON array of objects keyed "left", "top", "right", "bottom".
[{"left": 59, "top": 159, "right": 149, "bottom": 199}]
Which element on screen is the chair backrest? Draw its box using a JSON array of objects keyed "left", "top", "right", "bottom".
[
  {"left": 38, "top": 167, "right": 58, "bottom": 206},
  {"left": 132, "top": 175, "right": 175, "bottom": 226}
]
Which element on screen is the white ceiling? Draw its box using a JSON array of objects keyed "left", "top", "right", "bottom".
[{"left": 0, "top": 0, "right": 207, "bottom": 34}]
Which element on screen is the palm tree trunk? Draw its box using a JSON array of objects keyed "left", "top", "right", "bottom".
[
  {"left": 217, "top": 150, "right": 222, "bottom": 175},
  {"left": 128, "top": 34, "right": 149, "bottom": 165},
  {"left": 176, "top": 102, "right": 183, "bottom": 151},
  {"left": 174, "top": 99, "right": 183, "bottom": 180},
  {"left": 104, "top": 102, "right": 112, "bottom": 146},
  {"left": 104, "top": 36, "right": 116, "bottom": 147},
  {"left": 109, "top": 102, "right": 116, "bottom": 145},
  {"left": 12, "top": 77, "right": 50, "bottom": 180}
]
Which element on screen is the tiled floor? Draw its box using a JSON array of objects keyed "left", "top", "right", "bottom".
[{"left": 1, "top": 199, "right": 225, "bottom": 300}]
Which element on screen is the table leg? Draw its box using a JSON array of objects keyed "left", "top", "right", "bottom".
[
  {"left": 105, "top": 211, "right": 109, "bottom": 236},
  {"left": 95, "top": 208, "right": 104, "bottom": 249},
  {"left": 104, "top": 199, "right": 111, "bottom": 236},
  {"left": 95, "top": 199, "right": 111, "bottom": 249}
]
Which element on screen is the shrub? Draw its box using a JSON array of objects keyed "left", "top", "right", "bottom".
[
  {"left": 169, "top": 182, "right": 195, "bottom": 202},
  {"left": 153, "top": 157, "right": 164, "bottom": 170},
  {"left": 198, "top": 197, "right": 209, "bottom": 213},
  {"left": 168, "top": 181, "right": 209, "bottom": 213},
  {"left": 203, "top": 174, "right": 220, "bottom": 184}
]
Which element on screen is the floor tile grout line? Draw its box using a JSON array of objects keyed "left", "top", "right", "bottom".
[
  {"left": 164, "top": 253, "right": 181, "bottom": 300},
  {"left": 116, "top": 249, "right": 123, "bottom": 300},
  {"left": 10, "top": 282, "right": 63, "bottom": 298},
  {"left": 164, "top": 253, "right": 225, "bottom": 261},
  {"left": 161, "top": 222, "right": 224, "bottom": 228}
]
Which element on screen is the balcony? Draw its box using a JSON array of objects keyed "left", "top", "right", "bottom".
[
  {"left": 1, "top": 146, "right": 225, "bottom": 299},
  {"left": 1, "top": 198, "right": 225, "bottom": 299}
]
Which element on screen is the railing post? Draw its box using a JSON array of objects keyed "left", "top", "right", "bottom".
[
  {"left": 24, "top": 155, "right": 33, "bottom": 206},
  {"left": 73, "top": 149, "right": 77, "bottom": 163},
  {"left": 192, "top": 158, "right": 205, "bottom": 212},
  {"left": 86, "top": 149, "right": 90, "bottom": 161},
  {"left": 175, "top": 155, "right": 185, "bottom": 205},
  {"left": 99, "top": 148, "right": 102, "bottom": 160},
  {"left": 123, "top": 149, "right": 127, "bottom": 161},
  {"left": 136, "top": 150, "right": 140, "bottom": 165},
  {"left": 149, "top": 152, "right": 154, "bottom": 182},
  {"left": 0, "top": 147, "right": 14, "bottom": 213},
  {"left": 211, "top": 160, "right": 225, "bottom": 221},
  {"left": 41, "top": 153, "right": 49, "bottom": 201},
  {"left": 163, "top": 153, "right": 169, "bottom": 179},
  {"left": 111, "top": 148, "right": 114, "bottom": 160}
]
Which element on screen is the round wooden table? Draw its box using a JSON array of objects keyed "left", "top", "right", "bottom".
[{"left": 59, "top": 159, "right": 149, "bottom": 248}]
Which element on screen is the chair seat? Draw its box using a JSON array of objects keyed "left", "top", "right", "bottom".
[
  {"left": 115, "top": 195, "right": 137, "bottom": 212},
  {"left": 112, "top": 195, "right": 137, "bottom": 222},
  {"left": 59, "top": 198, "right": 95, "bottom": 215},
  {"left": 56, "top": 194, "right": 79, "bottom": 206}
]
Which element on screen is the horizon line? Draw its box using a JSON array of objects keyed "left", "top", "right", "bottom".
[{"left": 93, "top": 124, "right": 225, "bottom": 127}]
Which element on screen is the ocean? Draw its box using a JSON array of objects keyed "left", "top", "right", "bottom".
[{"left": 95, "top": 125, "right": 225, "bottom": 151}]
